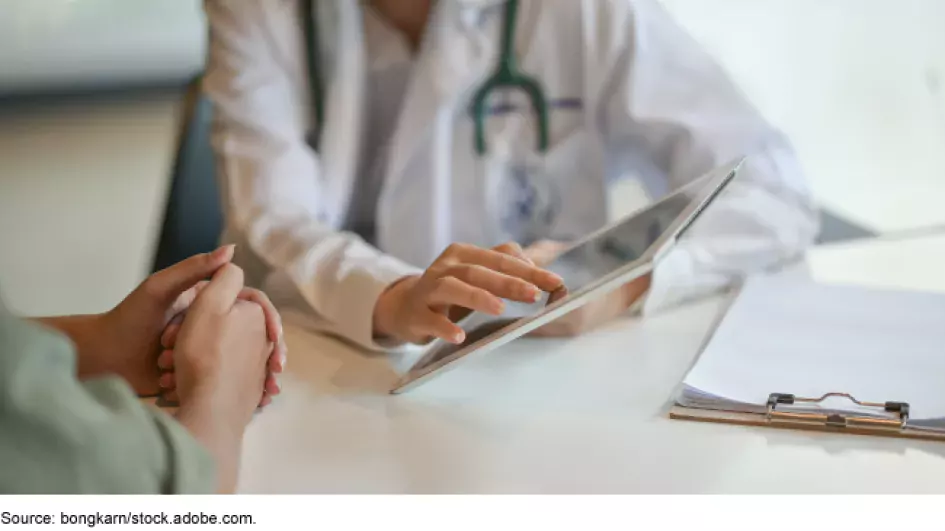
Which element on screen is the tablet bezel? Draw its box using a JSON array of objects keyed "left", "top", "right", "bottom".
[{"left": 390, "top": 158, "right": 744, "bottom": 394}]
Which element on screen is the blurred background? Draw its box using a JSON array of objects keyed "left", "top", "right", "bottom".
[{"left": 1, "top": 0, "right": 943, "bottom": 317}]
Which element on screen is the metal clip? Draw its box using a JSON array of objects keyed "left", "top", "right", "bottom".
[{"left": 766, "top": 393, "right": 910, "bottom": 431}]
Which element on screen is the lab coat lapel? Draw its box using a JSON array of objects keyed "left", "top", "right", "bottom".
[
  {"left": 377, "top": 1, "right": 503, "bottom": 266},
  {"left": 314, "top": 0, "right": 367, "bottom": 229},
  {"left": 267, "top": 0, "right": 367, "bottom": 229}
]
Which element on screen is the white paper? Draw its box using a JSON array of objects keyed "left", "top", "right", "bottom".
[{"left": 682, "top": 274, "right": 945, "bottom": 422}]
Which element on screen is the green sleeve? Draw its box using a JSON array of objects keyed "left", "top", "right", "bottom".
[{"left": 0, "top": 306, "right": 216, "bottom": 494}]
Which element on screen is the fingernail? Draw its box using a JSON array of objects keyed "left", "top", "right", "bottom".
[
  {"left": 532, "top": 289, "right": 543, "bottom": 303},
  {"left": 159, "top": 374, "right": 172, "bottom": 389},
  {"left": 452, "top": 331, "right": 466, "bottom": 344},
  {"left": 548, "top": 273, "right": 564, "bottom": 286},
  {"left": 212, "top": 244, "right": 236, "bottom": 261}
]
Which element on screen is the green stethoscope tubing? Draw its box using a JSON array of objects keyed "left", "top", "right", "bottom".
[
  {"left": 470, "top": 0, "right": 549, "bottom": 155},
  {"left": 301, "top": 0, "right": 550, "bottom": 155}
]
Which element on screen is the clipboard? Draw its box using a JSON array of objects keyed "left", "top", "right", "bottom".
[{"left": 669, "top": 391, "right": 945, "bottom": 442}]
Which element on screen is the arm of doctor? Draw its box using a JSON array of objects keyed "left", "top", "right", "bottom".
[
  {"left": 594, "top": 0, "right": 818, "bottom": 317},
  {"left": 526, "top": 0, "right": 819, "bottom": 338},
  {"left": 524, "top": 241, "right": 651, "bottom": 338},
  {"left": 203, "top": 1, "right": 564, "bottom": 350},
  {"left": 204, "top": 0, "right": 422, "bottom": 351},
  {"left": 373, "top": 242, "right": 564, "bottom": 346}
]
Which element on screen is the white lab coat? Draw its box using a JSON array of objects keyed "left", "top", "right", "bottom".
[{"left": 202, "top": 0, "right": 819, "bottom": 351}]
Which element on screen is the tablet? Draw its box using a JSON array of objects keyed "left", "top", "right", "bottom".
[{"left": 390, "top": 157, "right": 744, "bottom": 394}]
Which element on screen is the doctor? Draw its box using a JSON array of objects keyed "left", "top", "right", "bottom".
[{"left": 202, "top": 0, "right": 818, "bottom": 349}]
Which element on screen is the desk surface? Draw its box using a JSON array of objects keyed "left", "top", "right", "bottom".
[{"left": 238, "top": 234, "right": 945, "bottom": 493}]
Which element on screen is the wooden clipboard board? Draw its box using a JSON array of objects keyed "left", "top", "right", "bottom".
[{"left": 669, "top": 392, "right": 945, "bottom": 443}]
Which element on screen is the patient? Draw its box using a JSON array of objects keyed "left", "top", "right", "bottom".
[{"left": 0, "top": 246, "right": 284, "bottom": 493}]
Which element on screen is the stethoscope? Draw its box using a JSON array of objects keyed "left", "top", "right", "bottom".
[{"left": 300, "top": 0, "right": 558, "bottom": 242}]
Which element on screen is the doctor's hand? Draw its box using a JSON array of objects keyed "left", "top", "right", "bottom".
[
  {"left": 373, "top": 242, "right": 564, "bottom": 345},
  {"left": 524, "top": 240, "right": 651, "bottom": 338}
]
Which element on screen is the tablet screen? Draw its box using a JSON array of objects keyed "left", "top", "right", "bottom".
[
  {"left": 411, "top": 173, "right": 713, "bottom": 372},
  {"left": 543, "top": 189, "right": 691, "bottom": 294}
]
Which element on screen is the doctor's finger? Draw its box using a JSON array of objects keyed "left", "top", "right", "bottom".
[
  {"left": 427, "top": 277, "right": 505, "bottom": 315},
  {"left": 492, "top": 242, "right": 534, "bottom": 265},
  {"left": 452, "top": 246, "right": 563, "bottom": 292},
  {"left": 524, "top": 240, "right": 569, "bottom": 267},
  {"left": 444, "top": 264, "right": 544, "bottom": 304},
  {"left": 413, "top": 312, "right": 465, "bottom": 345}
]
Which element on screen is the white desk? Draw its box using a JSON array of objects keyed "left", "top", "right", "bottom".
[{"left": 238, "top": 235, "right": 945, "bottom": 493}]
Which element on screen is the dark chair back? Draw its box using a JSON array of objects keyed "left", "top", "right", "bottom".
[{"left": 151, "top": 79, "right": 223, "bottom": 273}]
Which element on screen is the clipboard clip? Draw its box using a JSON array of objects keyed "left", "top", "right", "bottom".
[{"left": 766, "top": 393, "right": 910, "bottom": 432}]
